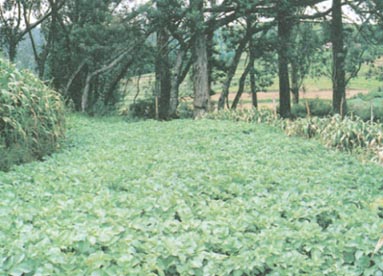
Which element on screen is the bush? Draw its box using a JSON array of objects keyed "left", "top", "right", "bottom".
[
  {"left": 0, "top": 59, "right": 65, "bottom": 171},
  {"left": 285, "top": 115, "right": 383, "bottom": 158},
  {"left": 177, "top": 102, "right": 194, "bottom": 119},
  {"left": 354, "top": 88, "right": 383, "bottom": 101},
  {"left": 290, "top": 99, "right": 332, "bottom": 118},
  {"left": 127, "top": 98, "right": 156, "bottom": 119},
  {"left": 348, "top": 98, "right": 383, "bottom": 122},
  {"left": 209, "top": 108, "right": 383, "bottom": 163},
  {"left": 206, "top": 108, "right": 281, "bottom": 126}
]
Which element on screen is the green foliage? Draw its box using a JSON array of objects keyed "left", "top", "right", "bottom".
[
  {"left": 289, "top": 94, "right": 383, "bottom": 123},
  {"left": 44, "top": 0, "right": 153, "bottom": 112},
  {"left": 0, "top": 58, "right": 65, "bottom": 171},
  {"left": 211, "top": 109, "right": 383, "bottom": 163},
  {"left": 120, "top": 98, "right": 194, "bottom": 120},
  {"left": 0, "top": 115, "right": 382, "bottom": 275},
  {"left": 348, "top": 98, "right": 383, "bottom": 122},
  {"left": 290, "top": 99, "right": 332, "bottom": 118},
  {"left": 355, "top": 89, "right": 383, "bottom": 101},
  {"left": 285, "top": 115, "right": 383, "bottom": 158},
  {"left": 206, "top": 108, "right": 281, "bottom": 126},
  {"left": 348, "top": 89, "right": 383, "bottom": 122},
  {"left": 177, "top": 102, "right": 194, "bottom": 119},
  {"left": 125, "top": 98, "right": 156, "bottom": 119}
]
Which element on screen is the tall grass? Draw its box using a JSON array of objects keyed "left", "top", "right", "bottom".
[{"left": 0, "top": 58, "right": 65, "bottom": 171}]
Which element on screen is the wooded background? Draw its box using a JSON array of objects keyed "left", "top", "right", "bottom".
[{"left": 1, "top": 0, "right": 382, "bottom": 118}]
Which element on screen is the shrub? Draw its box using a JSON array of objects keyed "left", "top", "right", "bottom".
[
  {"left": 177, "top": 102, "right": 194, "bottom": 119},
  {"left": 310, "top": 99, "right": 333, "bottom": 117},
  {"left": 206, "top": 108, "right": 281, "bottom": 126},
  {"left": 348, "top": 98, "right": 383, "bottom": 122},
  {"left": 0, "top": 59, "right": 65, "bottom": 171},
  {"left": 290, "top": 102, "right": 307, "bottom": 118},
  {"left": 290, "top": 99, "right": 332, "bottom": 118},
  {"left": 209, "top": 108, "right": 383, "bottom": 163},
  {"left": 354, "top": 88, "right": 383, "bottom": 101},
  {"left": 126, "top": 98, "right": 156, "bottom": 119},
  {"left": 285, "top": 115, "right": 383, "bottom": 156}
]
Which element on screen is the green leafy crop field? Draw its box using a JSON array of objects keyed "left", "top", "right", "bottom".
[{"left": 1, "top": 115, "right": 383, "bottom": 275}]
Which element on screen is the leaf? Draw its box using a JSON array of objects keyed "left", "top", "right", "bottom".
[
  {"left": 355, "top": 250, "right": 364, "bottom": 260},
  {"left": 374, "top": 235, "right": 383, "bottom": 255},
  {"left": 9, "top": 262, "right": 33, "bottom": 276},
  {"left": 190, "top": 255, "right": 204, "bottom": 269}
]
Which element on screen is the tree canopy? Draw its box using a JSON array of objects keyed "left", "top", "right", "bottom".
[{"left": 1, "top": 0, "right": 382, "bottom": 118}]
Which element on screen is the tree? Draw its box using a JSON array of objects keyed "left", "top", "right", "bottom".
[
  {"left": 25, "top": 0, "right": 64, "bottom": 79},
  {"left": 289, "top": 22, "right": 321, "bottom": 104},
  {"left": 190, "top": 0, "right": 210, "bottom": 118},
  {"left": 44, "top": 0, "right": 152, "bottom": 112},
  {"left": 276, "top": 1, "right": 294, "bottom": 118},
  {"left": 0, "top": 0, "right": 53, "bottom": 62},
  {"left": 155, "top": 15, "right": 171, "bottom": 119},
  {"left": 217, "top": 24, "right": 252, "bottom": 110},
  {"left": 331, "top": 0, "right": 347, "bottom": 116}
]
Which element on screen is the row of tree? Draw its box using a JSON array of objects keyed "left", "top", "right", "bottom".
[{"left": 0, "top": 0, "right": 382, "bottom": 119}]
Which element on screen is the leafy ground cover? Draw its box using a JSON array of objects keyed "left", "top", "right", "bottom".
[{"left": 1, "top": 115, "right": 383, "bottom": 275}]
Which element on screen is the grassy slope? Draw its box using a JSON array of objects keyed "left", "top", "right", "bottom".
[{"left": 1, "top": 115, "right": 383, "bottom": 275}]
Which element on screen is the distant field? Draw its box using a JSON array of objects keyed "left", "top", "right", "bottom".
[{"left": 121, "top": 61, "right": 382, "bottom": 110}]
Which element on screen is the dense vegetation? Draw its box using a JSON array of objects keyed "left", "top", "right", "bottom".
[
  {"left": 1, "top": 1, "right": 383, "bottom": 274},
  {"left": 0, "top": 115, "right": 382, "bottom": 275},
  {"left": 2, "top": 0, "right": 383, "bottom": 118},
  {"left": 0, "top": 58, "right": 65, "bottom": 171},
  {"left": 207, "top": 108, "right": 383, "bottom": 163}
]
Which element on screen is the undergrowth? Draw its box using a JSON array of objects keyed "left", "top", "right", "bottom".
[{"left": 207, "top": 109, "right": 383, "bottom": 164}]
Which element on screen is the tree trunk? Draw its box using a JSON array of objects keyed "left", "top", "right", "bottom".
[
  {"left": 231, "top": 57, "right": 253, "bottom": 110},
  {"left": 331, "top": 0, "right": 347, "bottom": 116},
  {"left": 155, "top": 29, "right": 171, "bottom": 120},
  {"left": 206, "top": 29, "right": 214, "bottom": 100},
  {"left": 104, "top": 59, "right": 132, "bottom": 106},
  {"left": 8, "top": 41, "right": 17, "bottom": 63},
  {"left": 250, "top": 64, "right": 257, "bottom": 109},
  {"left": 277, "top": 8, "right": 292, "bottom": 118},
  {"left": 169, "top": 48, "right": 186, "bottom": 118},
  {"left": 23, "top": 0, "right": 58, "bottom": 79},
  {"left": 64, "top": 60, "right": 87, "bottom": 97},
  {"left": 81, "top": 73, "right": 92, "bottom": 112},
  {"left": 206, "top": 0, "right": 217, "bottom": 101},
  {"left": 81, "top": 49, "right": 131, "bottom": 112},
  {"left": 191, "top": 0, "right": 210, "bottom": 118},
  {"left": 290, "top": 61, "right": 299, "bottom": 104},
  {"left": 218, "top": 33, "right": 249, "bottom": 110},
  {"left": 249, "top": 29, "right": 257, "bottom": 109}
]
